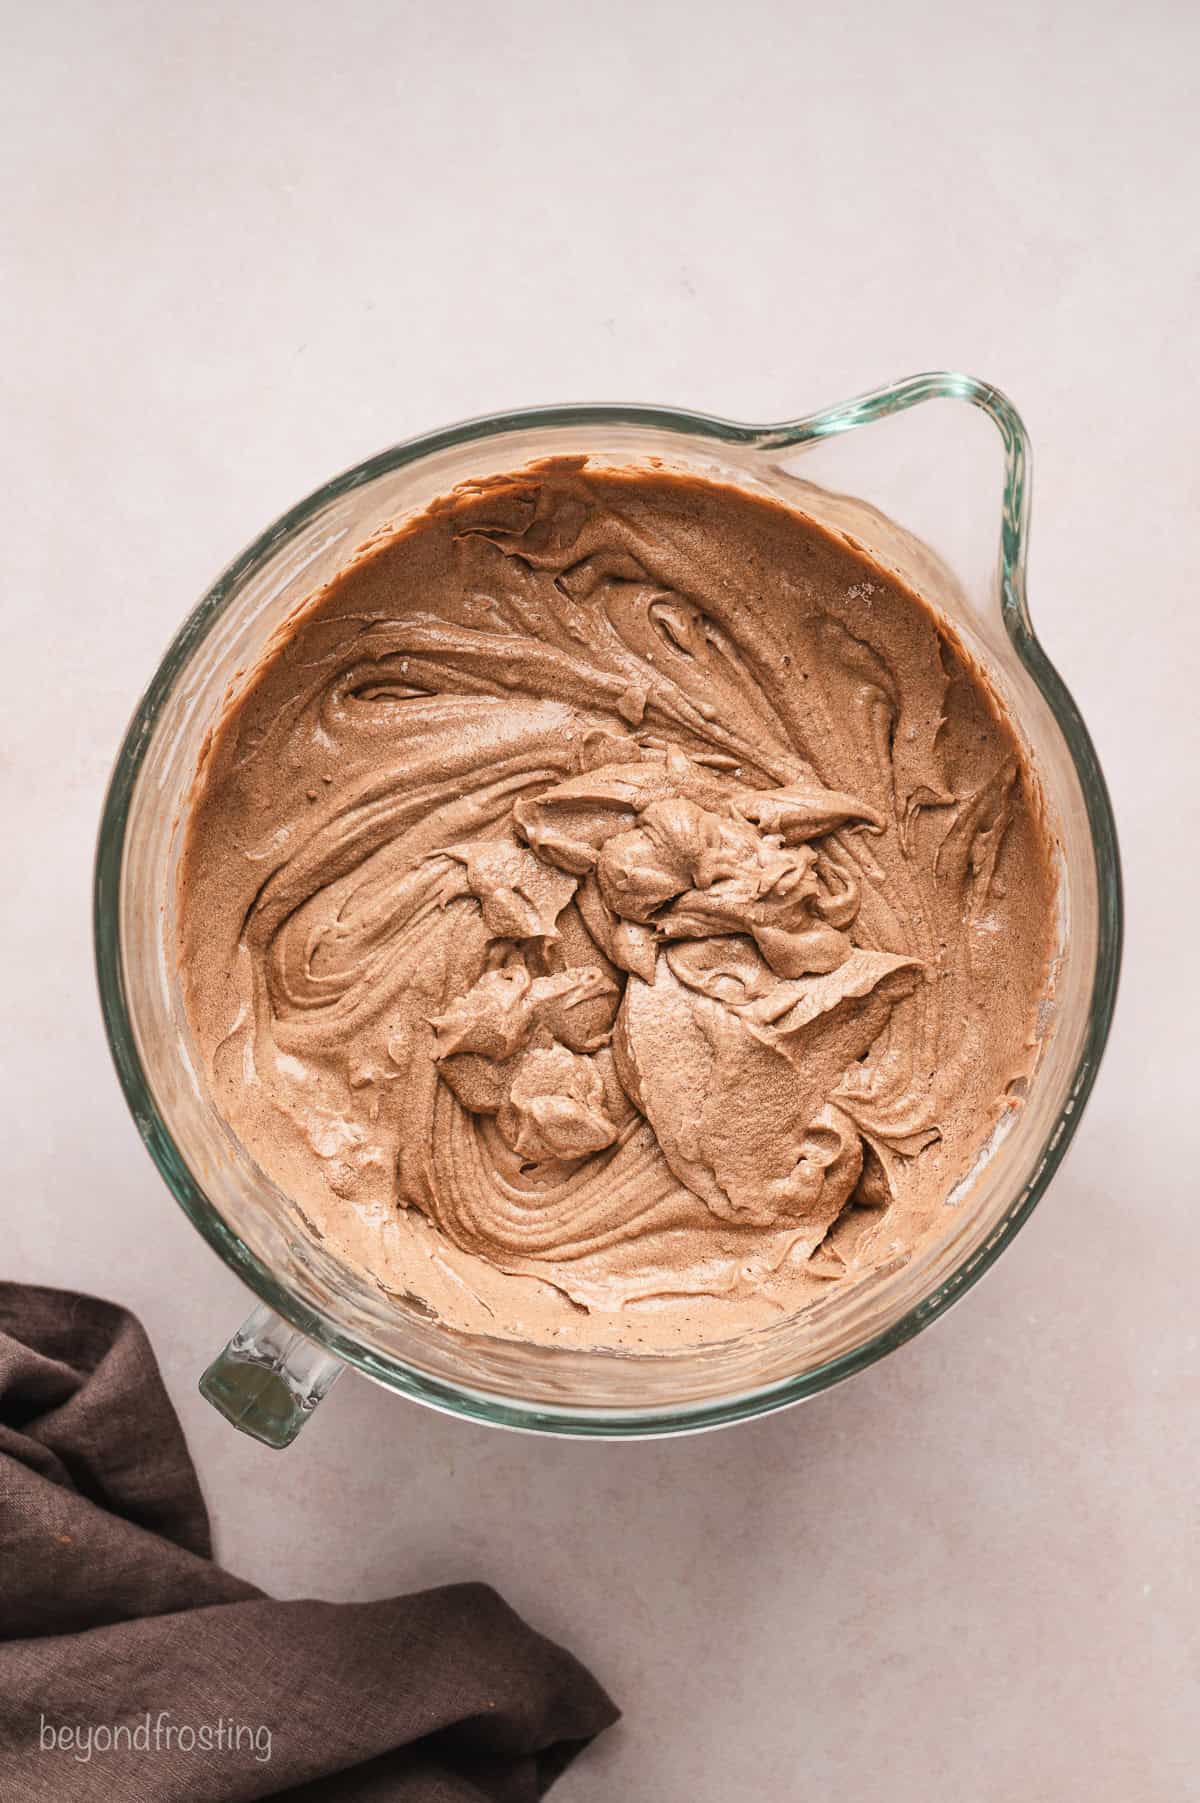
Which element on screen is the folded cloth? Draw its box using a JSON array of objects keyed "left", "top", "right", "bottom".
[{"left": 0, "top": 1283, "right": 617, "bottom": 1801}]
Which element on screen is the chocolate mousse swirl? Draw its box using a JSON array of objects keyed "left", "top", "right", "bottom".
[{"left": 179, "top": 463, "right": 1054, "bottom": 1331}]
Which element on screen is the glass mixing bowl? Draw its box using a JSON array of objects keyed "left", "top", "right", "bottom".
[{"left": 94, "top": 373, "right": 1122, "bottom": 1446}]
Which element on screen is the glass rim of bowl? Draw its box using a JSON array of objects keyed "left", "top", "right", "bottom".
[{"left": 93, "top": 370, "right": 1123, "bottom": 1438}]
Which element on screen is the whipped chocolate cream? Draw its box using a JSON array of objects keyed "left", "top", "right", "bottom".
[{"left": 177, "top": 462, "right": 1056, "bottom": 1348}]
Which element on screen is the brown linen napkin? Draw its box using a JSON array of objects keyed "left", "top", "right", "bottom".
[{"left": 0, "top": 1283, "right": 618, "bottom": 1801}]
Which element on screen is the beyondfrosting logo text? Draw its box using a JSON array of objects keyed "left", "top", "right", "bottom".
[{"left": 39, "top": 1712, "right": 273, "bottom": 1764}]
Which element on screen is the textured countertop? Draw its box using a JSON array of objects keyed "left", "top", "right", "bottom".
[{"left": 5, "top": 3, "right": 1196, "bottom": 1797}]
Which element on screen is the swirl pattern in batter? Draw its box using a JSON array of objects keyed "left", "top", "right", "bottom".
[{"left": 178, "top": 462, "right": 1056, "bottom": 1347}]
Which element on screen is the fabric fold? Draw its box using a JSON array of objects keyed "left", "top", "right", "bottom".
[{"left": 0, "top": 1283, "right": 617, "bottom": 1801}]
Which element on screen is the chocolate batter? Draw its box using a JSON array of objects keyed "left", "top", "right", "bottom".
[{"left": 178, "top": 462, "right": 1056, "bottom": 1348}]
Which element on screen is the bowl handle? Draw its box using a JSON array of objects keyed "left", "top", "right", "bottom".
[{"left": 199, "top": 1303, "right": 344, "bottom": 1448}]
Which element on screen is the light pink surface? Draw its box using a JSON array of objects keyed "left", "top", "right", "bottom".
[{"left": 4, "top": 3, "right": 1196, "bottom": 1797}]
